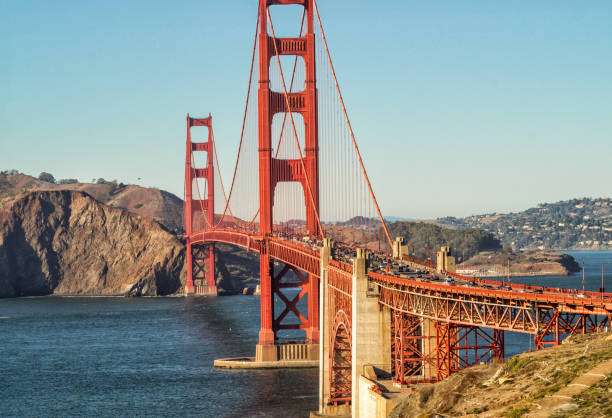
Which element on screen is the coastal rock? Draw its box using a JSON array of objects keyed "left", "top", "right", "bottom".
[
  {"left": 0, "top": 190, "right": 186, "bottom": 297},
  {"left": 459, "top": 250, "right": 580, "bottom": 276}
]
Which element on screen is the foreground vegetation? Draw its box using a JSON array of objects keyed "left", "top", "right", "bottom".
[{"left": 389, "top": 332, "right": 612, "bottom": 417}]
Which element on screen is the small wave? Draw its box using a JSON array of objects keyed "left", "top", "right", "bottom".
[{"left": 0, "top": 316, "right": 9, "bottom": 319}]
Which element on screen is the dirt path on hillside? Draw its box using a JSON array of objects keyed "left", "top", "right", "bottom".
[{"left": 526, "top": 356, "right": 612, "bottom": 417}]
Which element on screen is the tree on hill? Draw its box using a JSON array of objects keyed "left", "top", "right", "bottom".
[
  {"left": 38, "top": 172, "right": 56, "bottom": 184},
  {"left": 58, "top": 178, "right": 79, "bottom": 184},
  {"left": 0, "top": 169, "right": 20, "bottom": 175},
  {"left": 385, "top": 221, "right": 502, "bottom": 262}
]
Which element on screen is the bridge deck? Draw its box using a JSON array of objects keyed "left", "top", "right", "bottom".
[{"left": 192, "top": 229, "right": 612, "bottom": 322}]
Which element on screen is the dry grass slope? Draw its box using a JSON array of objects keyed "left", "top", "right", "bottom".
[{"left": 389, "top": 332, "right": 612, "bottom": 418}]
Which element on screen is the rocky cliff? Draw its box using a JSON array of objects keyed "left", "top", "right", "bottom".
[{"left": 0, "top": 190, "right": 186, "bottom": 297}]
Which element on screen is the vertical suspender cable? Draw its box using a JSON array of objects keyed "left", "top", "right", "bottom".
[
  {"left": 314, "top": 0, "right": 393, "bottom": 249},
  {"left": 267, "top": 8, "right": 324, "bottom": 237}
]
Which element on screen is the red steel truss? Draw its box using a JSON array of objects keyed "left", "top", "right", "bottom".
[
  {"left": 184, "top": 115, "right": 215, "bottom": 294},
  {"left": 391, "top": 311, "right": 435, "bottom": 385},
  {"left": 391, "top": 312, "right": 504, "bottom": 385},
  {"left": 371, "top": 272, "right": 611, "bottom": 349},
  {"left": 327, "top": 261, "right": 353, "bottom": 405},
  {"left": 434, "top": 323, "right": 504, "bottom": 381}
]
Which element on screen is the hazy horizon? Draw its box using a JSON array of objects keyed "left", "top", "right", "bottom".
[{"left": 3, "top": 168, "right": 609, "bottom": 221}]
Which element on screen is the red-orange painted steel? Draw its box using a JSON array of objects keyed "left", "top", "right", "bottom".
[
  {"left": 257, "top": 0, "right": 320, "bottom": 346},
  {"left": 327, "top": 263, "right": 352, "bottom": 405},
  {"left": 179, "top": 2, "right": 612, "bottom": 407},
  {"left": 184, "top": 115, "right": 215, "bottom": 293}
]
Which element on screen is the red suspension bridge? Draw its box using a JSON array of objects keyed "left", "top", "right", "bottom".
[{"left": 182, "top": 1, "right": 612, "bottom": 415}]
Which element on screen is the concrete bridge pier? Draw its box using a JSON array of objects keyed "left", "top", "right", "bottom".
[
  {"left": 315, "top": 244, "right": 393, "bottom": 417},
  {"left": 352, "top": 248, "right": 391, "bottom": 417},
  {"left": 421, "top": 318, "right": 440, "bottom": 381}
]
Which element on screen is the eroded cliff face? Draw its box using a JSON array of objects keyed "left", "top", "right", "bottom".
[{"left": 0, "top": 190, "right": 186, "bottom": 297}]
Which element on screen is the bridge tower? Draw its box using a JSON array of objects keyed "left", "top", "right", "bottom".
[
  {"left": 184, "top": 114, "right": 216, "bottom": 296},
  {"left": 256, "top": 0, "right": 321, "bottom": 361}
]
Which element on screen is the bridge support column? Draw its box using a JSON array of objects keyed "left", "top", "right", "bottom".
[
  {"left": 379, "top": 305, "right": 392, "bottom": 371},
  {"left": 256, "top": 253, "right": 277, "bottom": 361},
  {"left": 185, "top": 240, "right": 195, "bottom": 295},
  {"left": 352, "top": 249, "right": 388, "bottom": 418},
  {"left": 421, "top": 318, "right": 439, "bottom": 381},
  {"left": 306, "top": 271, "right": 320, "bottom": 345},
  {"left": 318, "top": 240, "right": 331, "bottom": 413}
]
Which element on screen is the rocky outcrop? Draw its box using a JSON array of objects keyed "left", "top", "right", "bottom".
[
  {"left": 459, "top": 250, "right": 581, "bottom": 276},
  {"left": 0, "top": 190, "right": 186, "bottom": 297}
]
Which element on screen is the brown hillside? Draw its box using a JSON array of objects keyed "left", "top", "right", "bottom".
[
  {"left": 0, "top": 173, "right": 183, "bottom": 231},
  {"left": 389, "top": 332, "right": 612, "bottom": 417}
]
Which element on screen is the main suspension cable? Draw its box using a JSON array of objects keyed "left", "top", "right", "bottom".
[{"left": 215, "top": 7, "right": 261, "bottom": 229}]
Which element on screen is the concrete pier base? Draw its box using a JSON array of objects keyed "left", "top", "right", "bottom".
[
  {"left": 310, "top": 406, "right": 351, "bottom": 418},
  {"left": 217, "top": 342, "right": 319, "bottom": 369},
  {"left": 256, "top": 343, "right": 320, "bottom": 362},
  {"left": 256, "top": 344, "right": 278, "bottom": 362},
  {"left": 214, "top": 357, "right": 317, "bottom": 369},
  {"left": 194, "top": 284, "right": 217, "bottom": 296}
]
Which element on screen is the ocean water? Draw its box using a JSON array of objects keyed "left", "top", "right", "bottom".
[
  {"left": 0, "top": 296, "right": 317, "bottom": 417},
  {"left": 1, "top": 250, "right": 609, "bottom": 416},
  {"left": 493, "top": 250, "right": 612, "bottom": 357}
]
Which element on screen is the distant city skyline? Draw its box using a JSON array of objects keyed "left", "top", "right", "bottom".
[{"left": 1, "top": 1, "right": 610, "bottom": 219}]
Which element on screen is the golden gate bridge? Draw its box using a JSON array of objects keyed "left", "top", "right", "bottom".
[{"left": 181, "top": 1, "right": 612, "bottom": 415}]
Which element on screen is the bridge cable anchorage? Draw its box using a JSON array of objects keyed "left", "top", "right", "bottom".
[
  {"left": 313, "top": 0, "right": 393, "bottom": 249},
  {"left": 266, "top": 7, "right": 324, "bottom": 238}
]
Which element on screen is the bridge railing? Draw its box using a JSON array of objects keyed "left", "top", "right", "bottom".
[
  {"left": 368, "top": 270, "right": 612, "bottom": 313},
  {"left": 445, "top": 270, "right": 612, "bottom": 301}
]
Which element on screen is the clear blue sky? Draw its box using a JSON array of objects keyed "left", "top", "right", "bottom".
[{"left": 1, "top": 1, "right": 610, "bottom": 218}]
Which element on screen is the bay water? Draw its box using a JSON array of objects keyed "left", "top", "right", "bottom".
[{"left": 1, "top": 250, "right": 610, "bottom": 416}]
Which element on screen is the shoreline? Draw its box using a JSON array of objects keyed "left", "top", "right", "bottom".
[{"left": 0, "top": 293, "right": 258, "bottom": 300}]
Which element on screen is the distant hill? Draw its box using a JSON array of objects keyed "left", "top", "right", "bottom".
[
  {"left": 384, "top": 216, "right": 420, "bottom": 222},
  {"left": 437, "top": 198, "right": 612, "bottom": 251},
  {"left": 0, "top": 172, "right": 183, "bottom": 232},
  {"left": 386, "top": 221, "right": 502, "bottom": 262}
]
